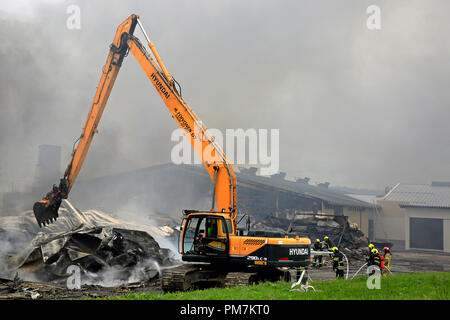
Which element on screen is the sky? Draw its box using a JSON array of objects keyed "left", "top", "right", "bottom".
[{"left": 0, "top": 0, "right": 449, "bottom": 192}]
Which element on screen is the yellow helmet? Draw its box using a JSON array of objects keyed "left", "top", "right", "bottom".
[
  {"left": 324, "top": 236, "right": 329, "bottom": 240},
  {"left": 371, "top": 248, "right": 378, "bottom": 254},
  {"left": 332, "top": 246, "right": 338, "bottom": 252},
  {"left": 316, "top": 238, "right": 320, "bottom": 242},
  {"left": 369, "top": 244, "right": 374, "bottom": 249}
]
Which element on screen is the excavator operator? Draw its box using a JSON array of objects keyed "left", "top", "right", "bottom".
[{"left": 205, "top": 218, "right": 218, "bottom": 238}]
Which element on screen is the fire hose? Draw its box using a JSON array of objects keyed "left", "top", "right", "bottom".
[
  {"left": 351, "top": 262, "right": 368, "bottom": 279},
  {"left": 290, "top": 270, "right": 316, "bottom": 292},
  {"left": 342, "top": 252, "right": 349, "bottom": 280},
  {"left": 311, "top": 250, "right": 349, "bottom": 280},
  {"left": 351, "top": 262, "right": 392, "bottom": 279}
]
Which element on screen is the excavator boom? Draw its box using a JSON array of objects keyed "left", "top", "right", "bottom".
[
  {"left": 33, "top": 15, "right": 236, "bottom": 229},
  {"left": 33, "top": 15, "right": 312, "bottom": 289}
]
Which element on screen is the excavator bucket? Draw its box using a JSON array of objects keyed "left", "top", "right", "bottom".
[
  {"left": 33, "top": 180, "right": 67, "bottom": 227},
  {"left": 33, "top": 200, "right": 60, "bottom": 227}
]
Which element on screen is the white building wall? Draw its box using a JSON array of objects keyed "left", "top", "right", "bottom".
[{"left": 375, "top": 200, "right": 407, "bottom": 245}]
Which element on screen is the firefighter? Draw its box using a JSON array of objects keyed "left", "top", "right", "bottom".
[
  {"left": 323, "top": 236, "right": 333, "bottom": 251},
  {"left": 331, "top": 247, "right": 345, "bottom": 279},
  {"left": 382, "top": 247, "right": 392, "bottom": 275},
  {"left": 366, "top": 244, "right": 375, "bottom": 264},
  {"left": 372, "top": 249, "right": 381, "bottom": 267},
  {"left": 368, "top": 248, "right": 381, "bottom": 276},
  {"left": 323, "top": 236, "right": 334, "bottom": 262},
  {"left": 312, "top": 238, "right": 323, "bottom": 268}
]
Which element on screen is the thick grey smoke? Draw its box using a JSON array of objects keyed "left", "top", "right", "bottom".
[{"left": 1, "top": 0, "right": 450, "bottom": 195}]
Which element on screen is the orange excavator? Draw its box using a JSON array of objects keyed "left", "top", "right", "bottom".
[{"left": 33, "top": 14, "right": 311, "bottom": 290}]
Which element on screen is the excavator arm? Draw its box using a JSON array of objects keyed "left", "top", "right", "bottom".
[{"left": 33, "top": 14, "right": 237, "bottom": 230}]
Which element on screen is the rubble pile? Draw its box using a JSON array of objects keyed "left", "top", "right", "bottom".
[
  {"left": 0, "top": 200, "right": 179, "bottom": 286},
  {"left": 0, "top": 200, "right": 174, "bottom": 249},
  {"left": 252, "top": 214, "right": 369, "bottom": 260},
  {"left": 8, "top": 227, "right": 172, "bottom": 285}
]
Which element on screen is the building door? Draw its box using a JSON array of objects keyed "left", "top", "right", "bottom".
[{"left": 409, "top": 217, "right": 443, "bottom": 250}]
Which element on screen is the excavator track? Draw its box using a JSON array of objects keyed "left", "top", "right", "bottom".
[
  {"left": 223, "top": 272, "right": 256, "bottom": 287},
  {"left": 161, "top": 264, "right": 199, "bottom": 292},
  {"left": 161, "top": 264, "right": 287, "bottom": 293}
]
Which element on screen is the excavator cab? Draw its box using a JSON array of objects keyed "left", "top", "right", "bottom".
[{"left": 181, "top": 213, "right": 231, "bottom": 262}]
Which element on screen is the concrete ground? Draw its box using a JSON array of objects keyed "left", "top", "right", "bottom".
[{"left": 307, "top": 249, "right": 450, "bottom": 282}]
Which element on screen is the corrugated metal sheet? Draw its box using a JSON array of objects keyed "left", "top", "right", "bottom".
[
  {"left": 346, "top": 194, "right": 378, "bottom": 205},
  {"left": 382, "top": 183, "right": 450, "bottom": 208}
]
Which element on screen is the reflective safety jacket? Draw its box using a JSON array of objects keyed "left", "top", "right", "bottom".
[
  {"left": 313, "top": 242, "right": 324, "bottom": 251},
  {"left": 324, "top": 239, "right": 333, "bottom": 251},
  {"left": 384, "top": 252, "right": 392, "bottom": 269},
  {"left": 332, "top": 251, "right": 345, "bottom": 271},
  {"left": 372, "top": 253, "right": 381, "bottom": 267}
]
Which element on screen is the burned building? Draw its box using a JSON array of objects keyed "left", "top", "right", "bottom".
[{"left": 69, "top": 163, "right": 374, "bottom": 232}]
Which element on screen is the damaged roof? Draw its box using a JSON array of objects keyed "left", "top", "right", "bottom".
[
  {"left": 77, "top": 163, "right": 373, "bottom": 209},
  {"left": 140, "top": 164, "right": 373, "bottom": 208},
  {"left": 232, "top": 168, "right": 373, "bottom": 208}
]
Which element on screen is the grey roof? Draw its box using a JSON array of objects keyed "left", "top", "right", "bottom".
[
  {"left": 346, "top": 194, "right": 379, "bottom": 205},
  {"left": 382, "top": 183, "right": 450, "bottom": 209}
]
